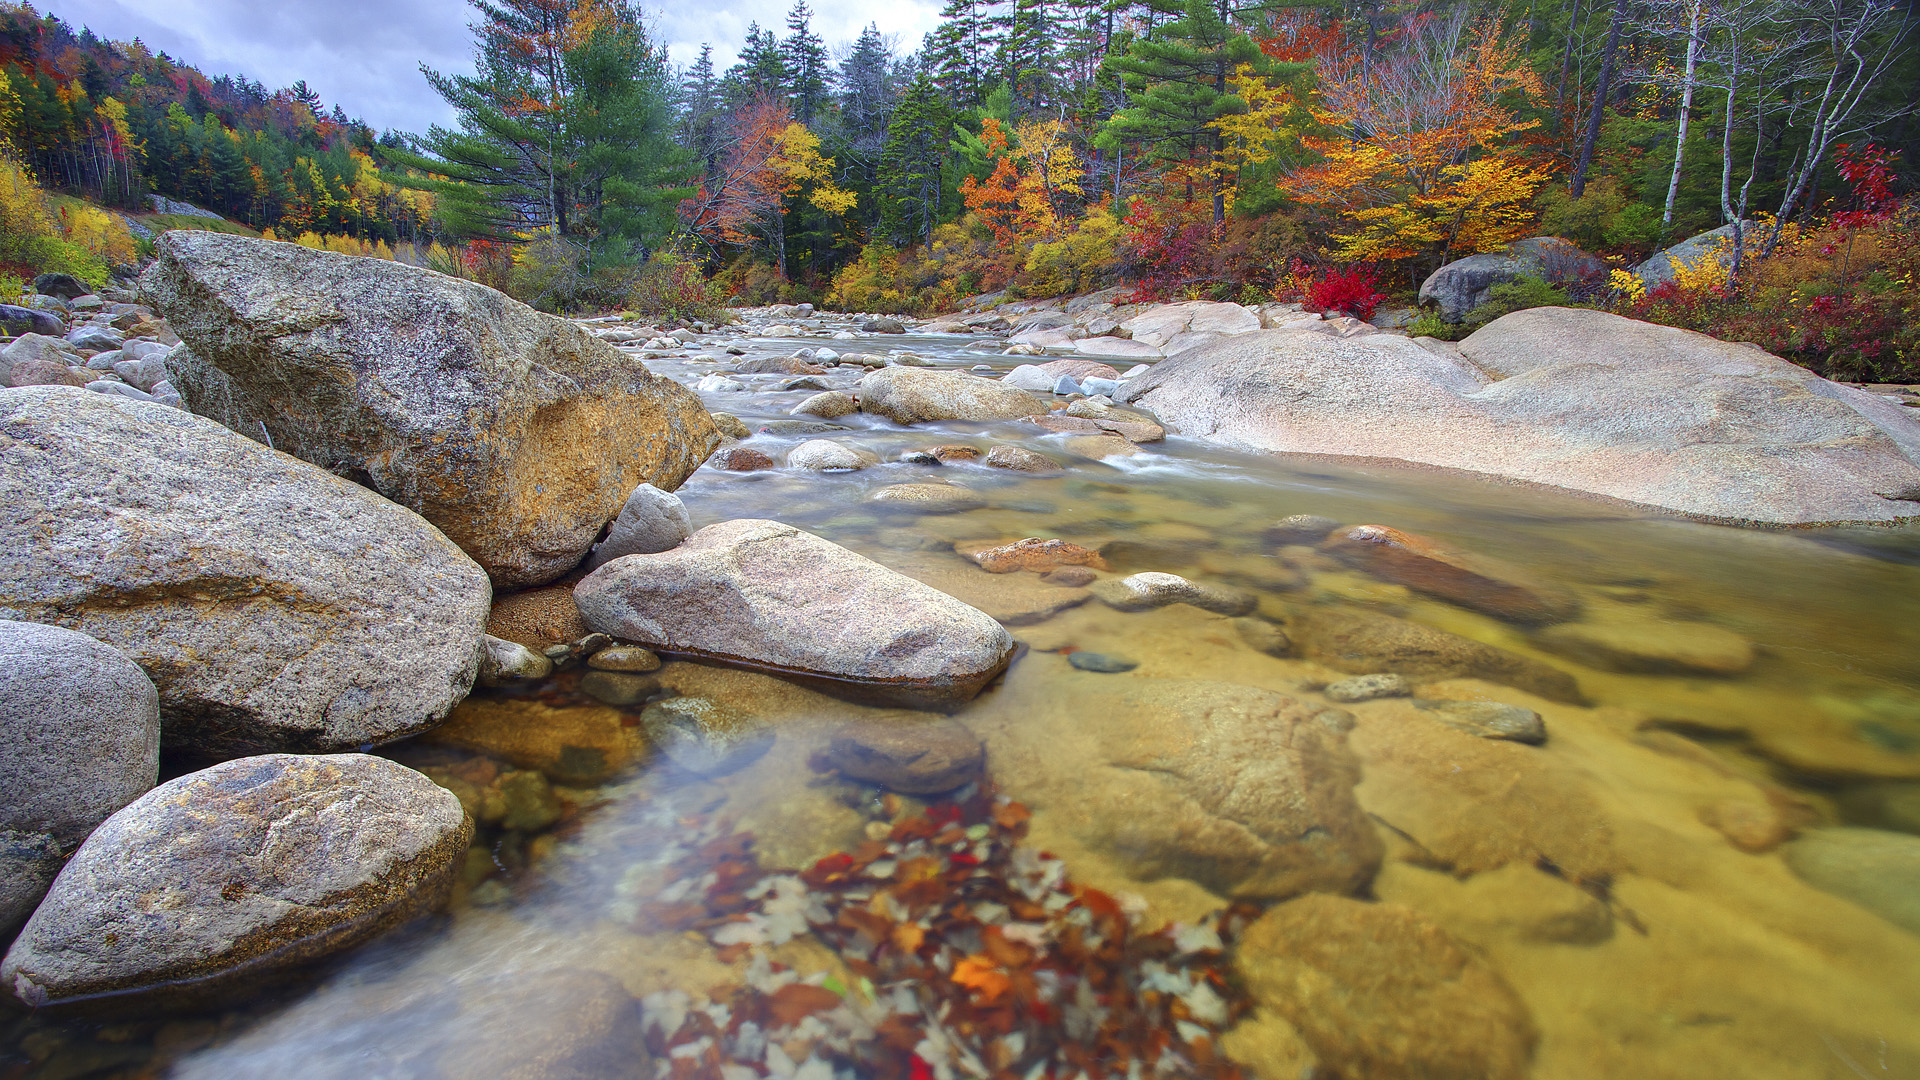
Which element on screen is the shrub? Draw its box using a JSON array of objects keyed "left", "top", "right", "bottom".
[
  {"left": 1023, "top": 206, "right": 1123, "bottom": 298},
  {"left": 627, "top": 251, "right": 724, "bottom": 324},
  {"left": 1537, "top": 177, "right": 1663, "bottom": 255},
  {"left": 1305, "top": 266, "right": 1386, "bottom": 320},
  {"left": 1462, "top": 275, "right": 1571, "bottom": 325},
  {"left": 0, "top": 157, "right": 132, "bottom": 291}
]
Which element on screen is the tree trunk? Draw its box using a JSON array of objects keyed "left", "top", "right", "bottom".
[
  {"left": 1557, "top": 0, "right": 1585, "bottom": 111},
  {"left": 1569, "top": 0, "right": 1628, "bottom": 198},
  {"left": 1662, "top": 0, "right": 1703, "bottom": 229}
]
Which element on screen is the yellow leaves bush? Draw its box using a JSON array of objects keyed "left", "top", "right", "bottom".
[
  {"left": 1024, "top": 206, "right": 1123, "bottom": 297},
  {"left": 0, "top": 154, "right": 134, "bottom": 290}
]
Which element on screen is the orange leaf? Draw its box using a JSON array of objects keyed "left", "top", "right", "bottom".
[
  {"left": 766, "top": 982, "right": 843, "bottom": 1026},
  {"left": 952, "top": 955, "right": 1012, "bottom": 1003},
  {"left": 892, "top": 921, "right": 927, "bottom": 954}
]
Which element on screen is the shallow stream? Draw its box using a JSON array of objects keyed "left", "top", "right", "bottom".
[{"left": 9, "top": 325, "right": 1920, "bottom": 1079}]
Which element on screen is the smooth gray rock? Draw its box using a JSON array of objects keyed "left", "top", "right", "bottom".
[
  {"left": 66, "top": 326, "right": 124, "bottom": 352},
  {"left": 856, "top": 367, "right": 1047, "bottom": 425},
  {"left": 582, "top": 483, "right": 691, "bottom": 571},
  {"left": 0, "top": 304, "right": 63, "bottom": 338},
  {"left": 85, "top": 349, "right": 121, "bottom": 370},
  {"left": 1, "top": 754, "right": 471, "bottom": 1009},
  {"left": 575, "top": 519, "right": 1017, "bottom": 710},
  {"left": 475, "top": 635, "right": 553, "bottom": 687},
  {"left": 0, "top": 621, "right": 159, "bottom": 848},
  {"left": 0, "top": 332, "right": 81, "bottom": 383},
  {"left": 1120, "top": 309, "right": 1920, "bottom": 525},
  {"left": 141, "top": 232, "right": 719, "bottom": 588},
  {"left": 861, "top": 317, "right": 906, "bottom": 334},
  {"left": 1417, "top": 237, "right": 1607, "bottom": 322},
  {"left": 0, "top": 830, "right": 62, "bottom": 944},
  {"left": 85, "top": 378, "right": 153, "bottom": 402},
  {"left": 1091, "top": 572, "right": 1257, "bottom": 616},
  {"left": 32, "top": 273, "right": 89, "bottom": 301},
  {"left": 1001, "top": 364, "right": 1057, "bottom": 392},
  {"left": 791, "top": 390, "right": 857, "bottom": 419},
  {"left": 111, "top": 351, "right": 172, "bottom": 392},
  {"left": 1784, "top": 827, "right": 1920, "bottom": 935},
  {"left": 1633, "top": 222, "right": 1748, "bottom": 287},
  {"left": 0, "top": 387, "right": 492, "bottom": 757},
  {"left": 787, "top": 438, "right": 878, "bottom": 471}
]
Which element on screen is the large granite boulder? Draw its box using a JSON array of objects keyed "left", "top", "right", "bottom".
[
  {"left": 1118, "top": 301, "right": 1262, "bottom": 351},
  {"left": 0, "top": 304, "right": 64, "bottom": 338},
  {"left": 0, "top": 387, "right": 491, "bottom": 757},
  {"left": 1119, "top": 308, "right": 1920, "bottom": 525},
  {"left": 0, "top": 621, "right": 159, "bottom": 848},
  {"left": 0, "top": 830, "right": 62, "bottom": 944},
  {"left": 2, "top": 754, "right": 471, "bottom": 1010},
  {"left": 141, "top": 232, "right": 719, "bottom": 588},
  {"left": 855, "top": 367, "right": 1046, "bottom": 425},
  {"left": 574, "top": 519, "right": 1017, "bottom": 709},
  {"left": 1633, "top": 221, "right": 1747, "bottom": 287},
  {"left": 1417, "top": 237, "right": 1607, "bottom": 322}
]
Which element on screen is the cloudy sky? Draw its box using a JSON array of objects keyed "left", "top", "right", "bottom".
[{"left": 42, "top": 0, "right": 945, "bottom": 136}]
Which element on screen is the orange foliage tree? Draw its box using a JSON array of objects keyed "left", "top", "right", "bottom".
[
  {"left": 1281, "top": 11, "right": 1552, "bottom": 267},
  {"left": 958, "top": 117, "right": 1087, "bottom": 280},
  {"left": 682, "top": 94, "right": 854, "bottom": 275}
]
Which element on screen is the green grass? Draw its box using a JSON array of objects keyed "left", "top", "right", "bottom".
[{"left": 136, "top": 212, "right": 259, "bottom": 237}]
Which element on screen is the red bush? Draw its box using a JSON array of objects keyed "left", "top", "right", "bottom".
[{"left": 1305, "top": 265, "right": 1385, "bottom": 320}]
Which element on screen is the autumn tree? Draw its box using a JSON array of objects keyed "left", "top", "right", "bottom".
[
  {"left": 682, "top": 94, "right": 854, "bottom": 275},
  {"left": 1281, "top": 11, "right": 1553, "bottom": 269}
]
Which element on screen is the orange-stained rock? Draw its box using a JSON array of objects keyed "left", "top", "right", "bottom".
[
  {"left": 1701, "top": 797, "right": 1794, "bottom": 853},
  {"left": 487, "top": 587, "right": 589, "bottom": 650},
  {"left": 967, "top": 537, "right": 1109, "bottom": 574},
  {"left": 1322, "top": 524, "right": 1580, "bottom": 624},
  {"left": 710, "top": 446, "right": 776, "bottom": 471}
]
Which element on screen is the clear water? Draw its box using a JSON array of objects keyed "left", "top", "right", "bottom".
[{"left": 8, "top": 325, "right": 1920, "bottom": 1079}]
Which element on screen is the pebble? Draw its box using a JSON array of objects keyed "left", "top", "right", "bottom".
[
  {"left": 1414, "top": 699, "right": 1547, "bottom": 744},
  {"left": 1325, "top": 673, "right": 1413, "bottom": 703},
  {"left": 476, "top": 636, "right": 553, "bottom": 686},
  {"left": 588, "top": 645, "right": 662, "bottom": 672},
  {"left": 1069, "top": 651, "right": 1138, "bottom": 673},
  {"left": 580, "top": 670, "right": 660, "bottom": 706}
]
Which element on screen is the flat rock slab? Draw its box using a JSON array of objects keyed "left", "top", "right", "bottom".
[
  {"left": 1120, "top": 308, "right": 1920, "bottom": 525},
  {"left": 1323, "top": 524, "right": 1579, "bottom": 625},
  {"left": 1299, "top": 607, "right": 1583, "bottom": 704},
  {"left": 2, "top": 754, "right": 470, "bottom": 1010},
  {"left": 0, "top": 388, "right": 492, "bottom": 757},
  {"left": 143, "top": 232, "right": 719, "bottom": 588},
  {"left": 574, "top": 520, "right": 1018, "bottom": 709},
  {"left": 856, "top": 367, "right": 1046, "bottom": 424},
  {"left": 1535, "top": 618, "right": 1755, "bottom": 675}
]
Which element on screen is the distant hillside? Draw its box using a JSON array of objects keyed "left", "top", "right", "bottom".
[{"left": 0, "top": 3, "right": 431, "bottom": 245}]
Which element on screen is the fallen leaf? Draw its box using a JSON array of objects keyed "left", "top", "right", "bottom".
[{"left": 766, "top": 982, "right": 844, "bottom": 1026}]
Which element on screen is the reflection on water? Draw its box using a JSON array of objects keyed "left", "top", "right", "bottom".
[{"left": 8, "top": 329, "right": 1920, "bottom": 1079}]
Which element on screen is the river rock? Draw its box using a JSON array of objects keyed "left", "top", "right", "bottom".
[
  {"left": 486, "top": 587, "right": 588, "bottom": 650},
  {"left": 1324, "top": 673, "right": 1411, "bottom": 703},
  {"left": 32, "top": 273, "right": 89, "bottom": 300},
  {"left": 1, "top": 754, "right": 471, "bottom": 1009},
  {"left": 792, "top": 390, "right": 857, "bottom": 418},
  {"left": 142, "top": 232, "right": 718, "bottom": 588},
  {"left": 0, "top": 387, "right": 492, "bottom": 756},
  {"left": 1001, "top": 364, "right": 1060, "bottom": 392},
  {"left": 856, "top": 367, "right": 1047, "bottom": 425},
  {"left": 1236, "top": 895, "right": 1537, "bottom": 1080},
  {"left": 1298, "top": 607, "right": 1583, "bottom": 703},
  {"left": 1119, "top": 309, "right": 1920, "bottom": 525},
  {"left": 1415, "top": 699, "right": 1547, "bottom": 744},
  {"left": 67, "top": 326, "right": 124, "bottom": 353},
  {"left": 640, "top": 696, "right": 773, "bottom": 777},
  {"left": 1323, "top": 524, "right": 1579, "bottom": 624},
  {"left": 1049, "top": 681, "right": 1382, "bottom": 899},
  {"left": 1, "top": 332, "right": 82, "bottom": 384},
  {"left": 1783, "top": 827, "right": 1920, "bottom": 934},
  {"left": 575, "top": 520, "right": 1017, "bottom": 709},
  {"left": 1418, "top": 237, "right": 1607, "bottom": 322},
  {"left": 710, "top": 411, "right": 751, "bottom": 439},
  {"left": 1091, "top": 572, "right": 1257, "bottom": 616},
  {"left": 967, "top": 537, "right": 1107, "bottom": 573},
  {"left": 867, "top": 483, "right": 987, "bottom": 514},
  {"left": 1268, "top": 514, "right": 1342, "bottom": 545},
  {"left": 756, "top": 419, "right": 849, "bottom": 436},
  {"left": 579, "top": 670, "right": 659, "bottom": 706},
  {"left": 582, "top": 483, "right": 691, "bottom": 571},
  {"left": 1119, "top": 302, "right": 1261, "bottom": 349},
  {"left": 430, "top": 697, "right": 642, "bottom": 784},
  {"left": 111, "top": 350, "right": 172, "bottom": 392},
  {"left": 587, "top": 645, "right": 661, "bottom": 672},
  {"left": 0, "top": 304, "right": 63, "bottom": 337},
  {"left": 861, "top": 317, "right": 907, "bottom": 334},
  {"left": 824, "top": 718, "right": 984, "bottom": 794},
  {"left": 734, "top": 355, "right": 825, "bottom": 375},
  {"left": 1535, "top": 617, "right": 1756, "bottom": 675},
  {"left": 710, "top": 446, "right": 776, "bottom": 471},
  {"left": 788, "top": 439, "right": 878, "bottom": 471},
  {"left": 0, "top": 621, "right": 160, "bottom": 848},
  {"left": 984, "top": 445, "right": 1061, "bottom": 473},
  {"left": 475, "top": 635, "right": 552, "bottom": 686},
  {"left": 880, "top": 550, "right": 1094, "bottom": 627}
]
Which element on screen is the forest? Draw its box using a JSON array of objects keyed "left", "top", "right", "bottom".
[{"left": 0, "top": 0, "right": 1914, "bottom": 377}]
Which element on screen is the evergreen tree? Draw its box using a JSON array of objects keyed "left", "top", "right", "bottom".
[
  {"left": 725, "top": 22, "right": 787, "bottom": 107},
  {"left": 927, "top": 0, "right": 998, "bottom": 109},
  {"left": 878, "top": 72, "right": 953, "bottom": 242},
  {"left": 680, "top": 44, "right": 726, "bottom": 172},
  {"left": 995, "top": 0, "right": 1061, "bottom": 117},
  {"left": 838, "top": 25, "right": 898, "bottom": 150},
  {"left": 781, "top": 2, "right": 832, "bottom": 126}
]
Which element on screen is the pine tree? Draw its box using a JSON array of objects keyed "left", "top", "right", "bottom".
[
  {"left": 927, "top": 0, "right": 998, "bottom": 109},
  {"left": 725, "top": 22, "right": 787, "bottom": 107},
  {"left": 995, "top": 0, "right": 1061, "bottom": 117},
  {"left": 878, "top": 72, "right": 954, "bottom": 242},
  {"left": 838, "top": 25, "right": 897, "bottom": 150},
  {"left": 781, "top": 1, "right": 832, "bottom": 126},
  {"left": 680, "top": 44, "right": 726, "bottom": 173}
]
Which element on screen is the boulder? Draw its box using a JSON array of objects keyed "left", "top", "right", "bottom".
[
  {"left": 1236, "top": 895, "right": 1537, "bottom": 1080},
  {"left": 1417, "top": 237, "right": 1606, "bottom": 322},
  {"left": 1298, "top": 607, "right": 1583, "bottom": 704},
  {"left": 1034, "top": 681, "right": 1382, "bottom": 900},
  {"left": 1000, "top": 364, "right": 1060, "bottom": 392},
  {"left": 574, "top": 519, "right": 1017, "bottom": 709},
  {"left": 824, "top": 718, "right": 984, "bottom": 793},
  {"left": 0, "top": 304, "right": 64, "bottom": 338},
  {"left": 1118, "top": 302, "right": 1261, "bottom": 349},
  {"left": 66, "top": 326, "right": 124, "bottom": 353},
  {"left": 1634, "top": 221, "right": 1747, "bottom": 287},
  {"left": 1322, "top": 524, "right": 1579, "bottom": 624},
  {"left": 1, "top": 754, "right": 471, "bottom": 1009},
  {"left": 1784, "top": 827, "right": 1920, "bottom": 934},
  {"left": 788, "top": 438, "right": 878, "bottom": 471},
  {"left": 1, "top": 830, "right": 62, "bottom": 943},
  {"left": 709, "top": 446, "right": 776, "bottom": 471},
  {"left": 0, "top": 387, "right": 492, "bottom": 756},
  {"left": 867, "top": 483, "right": 988, "bottom": 514},
  {"left": 1, "top": 332, "right": 82, "bottom": 384},
  {"left": 141, "top": 232, "right": 718, "bottom": 588},
  {"left": 582, "top": 483, "right": 691, "bottom": 571},
  {"left": 485, "top": 586, "right": 587, "bottom": 651},
  {"left": 861, "top": 317, "right": 907, "bottom": 334},
  {"left": 984, "top": 445, "right": 1061, "bottom": 473},
  {"left": 0, "top": 621, "right": 159, "bottom": 849},
  {"left": 1120, "top": 310, "right": 1920, "bottom": 525},
  {"left": 857, "top": 367, "right": 1047, "bottom": 425},
  {"left": 8, "top": 356, "right": 90, "bottom": 387},
  {"left": 1073, "top": 336, "right": 1162, "bottom": 360},
  {"left": 32, "top": 273, "right": 89, "bottom": 301},
  {"left": 734, "top": 355, "right": 826, "bottom": 375},
  {"left": 791, "top": 390, "right": 857, "bottom": 418}
]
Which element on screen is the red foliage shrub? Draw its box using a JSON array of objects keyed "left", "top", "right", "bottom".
[{"left": 1305, "top": 265, "right": 1386, "bottom": 320}]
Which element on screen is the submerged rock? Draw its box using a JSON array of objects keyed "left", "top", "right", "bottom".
[
  {"left": 1324, "top": 673, "right": 1412, "bottom": 703},
  {"left": 1236, "top": 895, "right": 1537, "bottom": 1080},
  {"left": 0, "top": 621, "right": 159, "bottom": 849},
  {"left": 1784, "top": 827, "right": 1920, "bottom": 935},
  {"left": 1536, "top": 617, "right": 1756, "bottom": 675},
  {"left": 2, "top": 754, "right": 470, "bottom": 1010},
  {"left": 1415, "top": 699, "right": 1548, "bottom": 744},
  {"left": 429, "top": 697, "right": 643, "bottom": 784},
  {"left": 824, "top": 718, "right": 984, "bottom": 794},
  {"left": 1091, "top": 572, "right": 1256, "bottom": 616},
  {"left": 1298, "top": 608, "right": 1583, "bottom": 704},
  {"left": 639, "top": 696, "right": 773, "bottom": 777},
  {"left": 143, "top": 232, "right": 718, "bottom": 587},
  {"left": 1322, "top": 524, "right": 1579, "bottom": 624},
  {"left": 967, "top": 537, "right": 1108, "bottom": 574},
  {"left": 868, "top": 483, "right": 987, "bottom": 514},
  {"left": 474, "top": 636, "right": 553, "bottom": 687},
  {"left": 0, "top": 388, "right": 491, "bottom": 757},
  {"left": 574, "top": 519, "right": 1018, "bottom": 709},
  {"left": 856, "top": 367, "right": 1046, "bottom": 425}
]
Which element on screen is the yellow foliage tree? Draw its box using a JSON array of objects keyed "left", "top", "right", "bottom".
[{"left": 773, "top": 123, "right": 857, "bottom": 216}]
